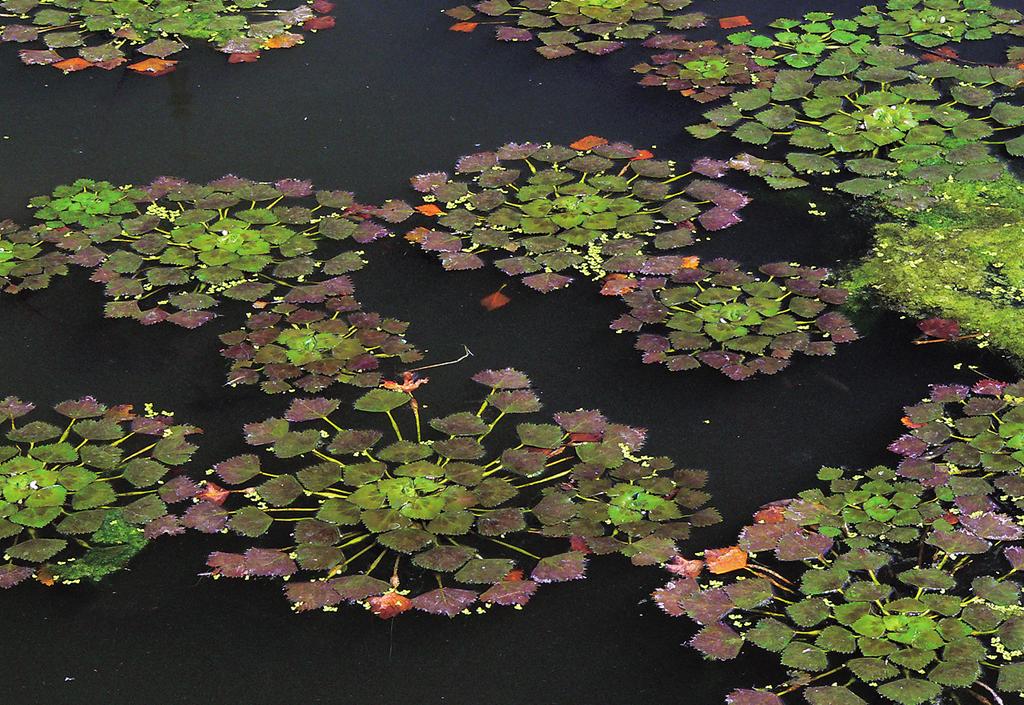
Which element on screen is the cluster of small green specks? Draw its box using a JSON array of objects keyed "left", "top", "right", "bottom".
[{"left": 847, "top": 171, "right": 1024, "bottom": 362}]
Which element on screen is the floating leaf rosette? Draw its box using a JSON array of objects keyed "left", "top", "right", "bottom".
[
  {"left": 633, "top": 36, "right": 778, "bottom": 103},
  {"left": 0, "top": 218, "right": 71, "bottom": 294},
  {"left": 23, "top": 176, "right": 388, "bottom": 329},
  {"left": 888, "top": 379, "right": 1024, "bottom": 489},
  {"left": 403, "top": 140, "right": 749, "bottom": 293},
  {"left": 219, "top": 275, "right": 423, "bottom": 394},
  {"left": 688, "top": 45, "right": 1024, "bottom": 195},
  {"left": 0, "top": 0, "right": 337, "bottom": 74},
  {"left": 444, "top": 0, "right": 707, "bottom": 58},
  {"left": 856, "top": 0, "right": 1024, "bottom": 49},
  {"left": 610, "top": 259, "right": 858, "bottom": 380},
  {"left": 0, "top": 396, "right": 203, "bottom": 589},
  {"left": 847, "top": 170, "right": 1024, "bottom": 360},
  {"left": 199, "top": 369, "right": 718, "bottom": 616},
  {"left": 656, "top": 455, "right": 1024, "bottom": 705},
  {"left": 723, "top": 11, "right": 876, "bottom": 69}
]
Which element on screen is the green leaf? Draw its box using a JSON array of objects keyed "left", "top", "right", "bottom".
[
  {"left": 734, "top": 122, "right": 774, "bottom": 145},
  {"left": 747, "top": 618, "right": 795, "bottom": 652},
  {"left": 780, "top": 642, "right": 829, "bottom": 671},
  {"left": 353, "top": 389, "right": 410, "bottom": 413},
  {"left": 997, "top": 662, "right": 1024, "bottom": 693},
  {"left": 5, "top": 537, "right": 66, "bottom": 562},
  {"left": 876, "top": 679, "right": 941, "bottom": 705},
  {"left": 928, "top": 659, "right": 981, "bottom": 688}
]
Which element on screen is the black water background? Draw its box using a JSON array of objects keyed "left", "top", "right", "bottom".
[{"left": 1, "top": 0, "right": 1021, "bottom": 703}]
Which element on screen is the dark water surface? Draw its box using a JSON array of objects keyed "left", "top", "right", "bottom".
[{"left": 2, "top": 1, "right": 1021, "bottom": 703}]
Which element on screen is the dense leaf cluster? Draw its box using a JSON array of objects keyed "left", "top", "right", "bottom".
[
  {"left": 12, "top": 176, "right": 389, "bottom": 329},
  {"left": 403, "top": 141, "right": 749, "bottom": 293},
  {"left": 611, "top": 259, "right": 858, "bottom": 380},
  {"left": 659, "top": 380, "right": 1024, "bottom": 704},
  {"left": 200, "top": 369, "right": 718, "bottom": 616},
  {"left": 0, "top": 396, "right": 201, "bottom": 588},
  {"left": 0, "top": 0, "right": 336, "bottom": 72}
]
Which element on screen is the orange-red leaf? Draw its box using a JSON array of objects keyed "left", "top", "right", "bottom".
[
  {"left": 480, "top": 288, "right": 510, "bottom": 311},
  {"left": 900, "top": 415, "right": 925, "bottom": 429},
  {"left": 303, "top": 16, "right": 335, "bottom": 30},
  {"left": 719, "top": 15, "right": 751, "bottom": 29},
  {"left": 665, "top": 556, "right": 704, "bottom": 578},
  {"left": 570, "top": 135, "right": 609, "bottom": 151},
  {"left": 503, "top": 569, "right": 525, "bottom": 582},
  {"left": 369, "top": 591, "right": 412, "bottom": 619},
  {"left": 415, "top": 204, "right": 444, "bottom": 217},
  {"left": 752, "top": 505, "right": 786, "bottom": 524},
  {"left": 104, "top": 404, "right": 136, "bottom": 422},
  {"left": 630, "top": 149, "right": 655, "bottom": 161},
  {"left": 198, "top": 481, "right": 230, "bottom": 506},
  {"left": 228, "top": 52, "right": 260, "bottom": 64},
  {"left": 450, "top": 21, "right": 479, "bottom": 32},
  {"left": 681, "top": 256, "right": 700, "bottom": 269},
  {"left": 704, "top": 546, "right": 748, "bottom": 574},
  {"left": 923, "top": 46, "right": 959, "bottom": 62},
  {"left": 53, "top": 57, "right": 92, "bottom": 73},
  {"left": 404, "top": 226, "right": 431, "bottom": 243},
  {"left": 381, "top": 371, "right": 429, "bottom": 394},
  {"left": 264, "top": 33, "right": 303, "bottom": 49},
  {"left": 600, "top": 273, "right": 638, "bottom": 296},
  {"left": 569, "top": 536, "right": 592, "bottom": 554},
  {"left": 128, "top": 58, "right": 177, "bottom": 76},
  {"left": 36, "top": 566, "right": 56, "bottom": 586}
]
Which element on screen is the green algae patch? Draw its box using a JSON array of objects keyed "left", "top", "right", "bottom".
[{"left": 846, "top": 171, "right": 1024, "bottom": 362}]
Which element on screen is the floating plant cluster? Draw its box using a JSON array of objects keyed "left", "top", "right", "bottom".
[
  {"left": 0, "top": 396, "right": 202, "bottom": 588},
  {"left": 17, "top": 177, "right": 389, "bottom": 329},
  {"left": 633, "top": 36, "right": 777, "bottom": 103},
  {"left": 0, "top": 0, "right": 337, "bottom": 74},
  {"left": 0, "top": 371, "right": 719, "bottom": 620},
  {"left": 404, "top": 139, "right": 749, "bottom": 293},
  {"left": 219, "top": 276, "right": 423, "bottom": 394},
  {"left": 611, "top": 259, "right": 858, "bottom": 380},
  {"left": 657, "top": 379, "right": 1024, "bottom": 704},
  {"left": 443, "top": 0, "right": 709, "bottom": 58},
  {"left": 446, "top": 1, "right": 1023, "bottom": 60},
  {"left": 200, "top": 369, "right": 718, "bottom": 616},
  {"left": 686, "top": 46, "right": 1024, "bottom": 195}
]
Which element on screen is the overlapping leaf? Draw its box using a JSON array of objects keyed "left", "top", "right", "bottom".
[
  {"left": 657, "top": 380, "right": 1024, "bottom": 703},
  {"left": 688, "top": 45, "right": 1024, "bottom": 193},
  {"left": 634, "top": 37, "right": 777, "bottom": 103}
]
